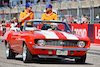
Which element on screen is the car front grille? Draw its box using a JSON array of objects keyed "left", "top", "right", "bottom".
[
  {"left": 35, "top": 39, "right": 78, "bottom": 47},
  {"left": 45, "top": 40, "right": 78, "bottom": 47}
]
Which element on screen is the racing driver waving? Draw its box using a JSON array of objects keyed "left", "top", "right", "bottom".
[
  {"left": 41, "top": 4, "right": 58, "bottom": 21},
  {"left": 19, "top": 2, "right": 34, "bottom": 31},
  {"left": 41, "top": 4, "right": 58, "bottom": 30}
]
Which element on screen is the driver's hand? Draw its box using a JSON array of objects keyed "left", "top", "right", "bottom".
[
  {"left": 33, "top": 27, "right": 38, "bottom": 30},
  {"left": 26, "top": 13, "right": 31, "bottom": 18}
]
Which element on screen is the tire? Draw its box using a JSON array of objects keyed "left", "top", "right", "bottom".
[
  {"left": 22, "top": 43, "right": 33, "bottom": 63},
  {"left": 75, "top": 54, "right": 86, "bottom": 64},
  {"left": 6, "top": 42, "right": 15, "bottom": 59}
]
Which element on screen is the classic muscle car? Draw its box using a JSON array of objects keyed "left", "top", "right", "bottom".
[{"left": 3, "top": 20, "right": 90, "bottom": 63}]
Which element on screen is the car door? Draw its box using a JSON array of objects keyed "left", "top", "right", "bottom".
[
  {"left": 10, "top": 32, "right": 21, "bottom": 53},
  {"left": 15, "top": 32, "right": 23, "bottom": 53}
]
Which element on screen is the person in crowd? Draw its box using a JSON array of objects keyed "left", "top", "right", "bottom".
[
  {"left": 1, "top": 20, "right": 6, "bottom": 36},
  {"left": 41, "top": 4, "right": 58, "bottom": 30},
  {"left": 43, "top": 0, "right": 45, "bottom": 2},
  {"left": 96, "top": 15, "right": 99, "bottom": 19},
  {"left": 65, "top": 15, "right": 73, "bottom": 24},
  {"left": 41, "top": 4, "right": 58, "bottom": 21},
  {"left": 37, "top": 0, "right": 40, "bottom": 3},
  {"left": 64, "top": 15, "right": 68, "bottom": 22},
  {"left": 13, "top": 17, "right": 18, "bottom": 27},
  {"left": 5, "top": 19, "right": 10, "bottom": 27},
  {"left": 10, "top": 19, "right": 15, "bottom": 28},
  {"left": 84, "top": 15, "right": 90, "bottom": 24},
  {"left": 72, "top": 15, "right": 77, "bottom": 23},
  {"left": 62, "top": 17, "right": 67, "bottom": 22},
  {"left": 10, "top": 17, "right": 19, "bottom": 28},
  {"left": 67, "top": 15, "right": 73, "bottom": 22},
  {"left": 0, "top": 21, "right": 2, "bottom": 36},
  {"left": 19, "top": 2, "right": 34, "bottom": 31},
  {"left": 5, "top": 19, "right": 9, "bottom": 23},
  {"left": 81, "top": 15, "right": 87, "bottom": 23},
  {"left": 64, "top": 15, "right": 73, "bottom": 24},
  {"left": 15, "top": 18, "right": 19, "bottom": 27}
]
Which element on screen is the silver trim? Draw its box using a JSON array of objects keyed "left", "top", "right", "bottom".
[
  {"left": 33, "top": 45, "right": 89, "bottom": 51},
  {"left": 38, "top": 55, "right": 58, "bottom": 58},
  {"left": 13, "top": 51, "right": 22, "bottom": 53},
  {"left": 26, "top": 19, "right": 62, "bottom": 22}
]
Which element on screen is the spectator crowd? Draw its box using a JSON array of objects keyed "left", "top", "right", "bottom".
[
  {"left": 0, "top": 17, "right": 19, "bottom": 36},
  {"left": 62, "top": 14, "right": 90, "bottom": 24}
]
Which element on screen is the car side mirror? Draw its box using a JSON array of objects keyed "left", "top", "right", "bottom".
[{"left": 73, "top": 31, "right": 76, "bottom": 34}]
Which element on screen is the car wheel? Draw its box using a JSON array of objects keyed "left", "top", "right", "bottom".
[
  {"left": 22, "top": 43, "right": 33, "bottom": 63},
  {"left": 75, "top": 54, "right": 86, "bottom": 64},
  {"left": 6, "top": 42, "right": 15, "bottom": 59}
]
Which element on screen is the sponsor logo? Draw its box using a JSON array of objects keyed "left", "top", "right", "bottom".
[
  {"left": 72, "top": 26, "right": 87, "bottom": 36},
  {"left": 95, "top": 26, "right": 100, "bottom": 39}
]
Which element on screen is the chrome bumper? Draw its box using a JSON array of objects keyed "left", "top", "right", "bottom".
[
  {"left": 32, "top": 45, "right": 90, "bottom": 51},
  {"left": 38, "top": 55, "right": 58, "bottom": 58}
]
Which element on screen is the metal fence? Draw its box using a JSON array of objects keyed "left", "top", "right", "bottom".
[{"left": 0, "top": 0, "right": 100, "bottom": 23}]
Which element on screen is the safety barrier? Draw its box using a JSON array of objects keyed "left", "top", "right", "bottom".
[
  {"left": 70, "top": 24, "right": 100, "bottom": 43},
  {"left": 1, "top": 24, "right": 100, "bottom": 44}
]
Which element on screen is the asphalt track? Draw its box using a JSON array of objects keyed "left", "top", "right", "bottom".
[{"left": 0, "top": 39, "right": 100, "bottom": 67}]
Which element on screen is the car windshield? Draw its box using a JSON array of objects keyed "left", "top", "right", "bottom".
[{"left": 23, "top": 21, "right": 72, "bottom": 33}]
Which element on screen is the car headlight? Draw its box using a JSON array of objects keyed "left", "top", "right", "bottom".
[
  {"left": 37, "top": 40, "right": 45, "bottom": 46},
  {"left": 77, "top": 41, "right": 85, "bottom": 48}
]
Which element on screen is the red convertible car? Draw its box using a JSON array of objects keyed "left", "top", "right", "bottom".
[{"left": 3, "top": 20, "right": 90, "bottom": 63}]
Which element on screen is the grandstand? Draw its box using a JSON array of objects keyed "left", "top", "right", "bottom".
[{"left": 0, "top": 0, "right": 100, "bottom": 23}]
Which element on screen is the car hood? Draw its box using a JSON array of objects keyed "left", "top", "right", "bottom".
[{"left": 29, "top": 30, "right": 90, "bottom": 41}]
